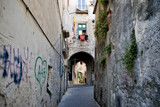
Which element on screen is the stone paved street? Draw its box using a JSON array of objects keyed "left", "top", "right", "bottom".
[{"left": 58, "top": 85, "right": 100, "bottom": 107}]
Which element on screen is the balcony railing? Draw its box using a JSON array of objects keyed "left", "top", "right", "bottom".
[
  {"left": 76, "top": 5, "right": 88, "bottom": 14},
  {"left": 78, "top": 35, "right": 88, "bottom": 41}
]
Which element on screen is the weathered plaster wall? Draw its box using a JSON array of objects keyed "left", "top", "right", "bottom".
[
  {"left": 94, "top": 0, "right": 160, "bottom": 107},
  {"left": 23, "top": 0, "right": 62, "bottom": 49},
  {"left": 0, "top": 0, "right": 67, "bottom": 106}
]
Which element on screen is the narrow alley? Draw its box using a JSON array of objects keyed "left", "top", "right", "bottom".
[
  {"left": 0, "top": 0, "right": 160, "bottom": 107},
  {"left": 58, "top": 85, "right": 99, "bottom": 107}
]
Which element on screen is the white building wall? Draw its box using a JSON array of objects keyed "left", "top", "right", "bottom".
[{"left": 68, "top": 0, "right": 95, "bottom": 58}]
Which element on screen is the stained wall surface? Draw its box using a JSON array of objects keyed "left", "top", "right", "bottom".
[
  {"left": 94, "top": 0, "right": 160, "bottom": 107},
  {"left": 0, "top": 0, "right": 67, "bottom": 106}
]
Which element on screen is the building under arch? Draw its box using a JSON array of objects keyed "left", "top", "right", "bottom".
[{"left": 68, "top": 51, "right": 94, "bottom": 86}]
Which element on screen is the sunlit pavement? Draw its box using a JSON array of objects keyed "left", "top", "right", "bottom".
[{"left": 58, "top": 85, "right": 100, "bottom": 107}]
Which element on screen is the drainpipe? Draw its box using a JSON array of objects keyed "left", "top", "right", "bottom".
[
  {"left": 59, "top": 34, "right": 62, "bottom": 102},
  {"left": 66, "top": 38, "right": 69, "bottom": 89}
]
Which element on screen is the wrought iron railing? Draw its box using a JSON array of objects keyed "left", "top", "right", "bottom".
[{"left": 76, "top": 5, "right": 88, "bottom": 11}]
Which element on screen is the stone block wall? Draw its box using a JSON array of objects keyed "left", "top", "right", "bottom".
[{"left": 94, "top": 0, "right": 160, "bottom": 107}]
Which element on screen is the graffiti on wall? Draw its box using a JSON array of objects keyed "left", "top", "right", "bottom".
[
  {"left": 34, "top": 56, "right": 47, "bottom": 95},
  {"left": 0, "top": 45, "right": 32, "bottom": 88}
]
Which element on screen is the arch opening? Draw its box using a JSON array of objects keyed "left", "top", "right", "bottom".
[
  {"left": 74, "top": 61, "right": 87, "bottom": 85},
  {"left": 68, "top": 52, "right": 94, "bottom": 86}
]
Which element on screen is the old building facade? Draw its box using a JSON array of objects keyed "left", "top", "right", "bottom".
[{"left": 67, "top": 0, "right": 95, "bottom": 86}]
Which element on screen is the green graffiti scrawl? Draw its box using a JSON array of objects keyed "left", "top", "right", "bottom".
[{"left": 34, "top": 56, "right": 47, "bottom": 95}]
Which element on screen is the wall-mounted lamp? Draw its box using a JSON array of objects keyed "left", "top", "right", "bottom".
[
  {"left": 92, "top": 19, "right": 95, "bottom": 23},
  {"left": 72, "top": 36, "right": 76, "bottom": 43}
]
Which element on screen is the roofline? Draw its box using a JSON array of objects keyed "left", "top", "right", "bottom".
[{"left": 93, "top": 0, "right": 98, "bottom": 14}]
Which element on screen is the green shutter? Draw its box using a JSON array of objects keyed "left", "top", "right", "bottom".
[{"left": 78, "top": 23, "right": 87, "bottom": 35}]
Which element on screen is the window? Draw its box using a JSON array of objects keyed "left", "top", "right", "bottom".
[
  {"left": 78, "top": 0, "right": 85, "bottom": 10},
  {"left": 78, "top": 23, "right": 88, "bottom": 41},
  {"left": 78, "top": 23, "right": 87, "bottom": 35}
]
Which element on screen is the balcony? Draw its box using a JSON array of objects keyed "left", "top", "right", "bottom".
[
  {"left": 76, "top": 5, "right": 88, "bottom": 14},
  {"left": 78, "top": 35, "right": 88, "bottom": 41}
]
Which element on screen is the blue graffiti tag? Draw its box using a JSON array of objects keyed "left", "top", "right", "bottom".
[
  {"left": 10, "top": 56, "right": 23, "bottom": 84},
  {"left": 0, "top": 46, "right": 9, "bottom": 78},
  {"left": 0, "top": 45, "right": 32, "bottom": 87}
]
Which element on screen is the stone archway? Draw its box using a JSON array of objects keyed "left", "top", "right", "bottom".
[{"left": 68, "top": 51, "right": 94, "bottom": 86}]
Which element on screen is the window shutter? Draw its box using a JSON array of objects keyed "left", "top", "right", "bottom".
[{"left": 78, "top": 23, "right": 87, "bottom": 35}]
